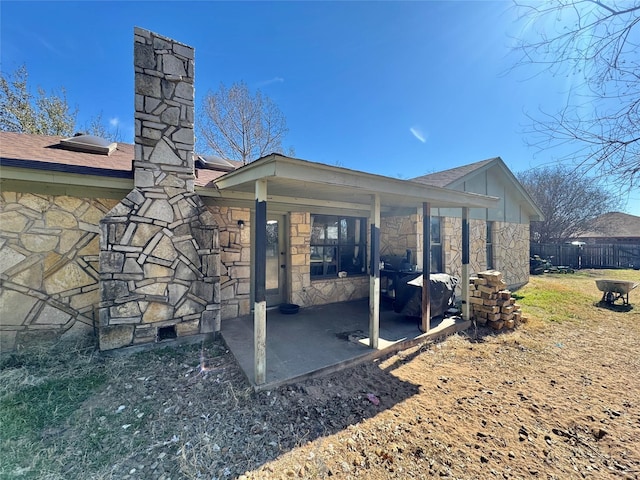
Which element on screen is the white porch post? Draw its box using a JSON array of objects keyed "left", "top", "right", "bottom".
[
  {"left": 369, "top": 194, "right": 380, "bottom": 348},
  {"left": 462, "top": 207, "right": 470, "bottom": 321},
  {"left": 421, "top": 202, "right": 431, "bottom": 333},
  {"left": 254, "top": 179, "right": 267, "bottom": 385}
]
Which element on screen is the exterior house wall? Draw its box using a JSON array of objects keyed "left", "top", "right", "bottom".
[
  {"left": 424, "top": 163, "right": 533, "bottom": 289},
  {"left": 381, "top": 205, "right": 530, "bottom": 290},
  {"left": 289, "top": 212, "right": 311, "bottom": 305},
  {"left": 289, "top": 212, "right": 370, "bottom": 307},
  {"left": 440, "top": 217, "right": 529, "bottom": 288},
  {"left": 0, "top": 192, "right": 118, "bottom": 352},
  {"left": 0, "top": 191, "right": 255, "bottom": 352},
  {"left": 207, "top": 206, "right": 251, "bottom": 320},
  {"left": 442, "top": 217, "right": 486, "bottom": 278},
  {"left": 493, "top": 221, "right": 530, "bottom": 288},
  {"left": 0, "top": 186, "right": 530, "bottom": 353},
  {"left": 380, "top": 212, "right": 420, "bottom": 260}
]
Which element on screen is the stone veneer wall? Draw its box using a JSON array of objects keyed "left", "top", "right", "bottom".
[
  {"left": 0, "top": 192, "right": 117, "bottom": 352},
  {"left": 0, "top": 196, "right": 253, "bottom": 352},
  {"left": 289, "top": 212, "right": 370, "bottom": 307},
  {"left": 441, "top": 217, "right": 486, "bottom": 280},
  {"left": 492, "top": 221, "right": 530, "bottom": 288},
  {"left": 207, "top": 206, "right": 251, "bottom": 320},
  {"left": 442, "top": 218, "right": 529, "bottom": 288},
  {"left": 289, "top": 212, "right": 311, "bottom": 304},
  {"left": 380, "top": 213, "right": 420, "bottom": 260},
  {"left": 383, "top": 213, "right": 530, "bottom": 289},
  {"left": 98, "top": 29, "right": 220, "bottom": 350}
]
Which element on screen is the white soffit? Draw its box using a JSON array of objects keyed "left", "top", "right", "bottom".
[{"left": 213, "top": 154, "right": 499, "bottom": 210}]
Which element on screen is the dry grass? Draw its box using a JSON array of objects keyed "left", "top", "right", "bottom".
[{"left": 1, "top": 268, "right": 639, "bottom": 479}]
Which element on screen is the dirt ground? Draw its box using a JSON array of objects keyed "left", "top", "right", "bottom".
[{"left": 2, "top": 270, "right": 639, "bottom": 479}]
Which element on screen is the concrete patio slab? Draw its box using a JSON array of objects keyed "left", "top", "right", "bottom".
[{"left": 221, "top": 299, "right": 470, "bottom": 390}]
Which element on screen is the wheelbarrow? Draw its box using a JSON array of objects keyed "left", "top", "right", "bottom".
[{"left": 595, "top": 279, "right": 638, "bottom": 306}]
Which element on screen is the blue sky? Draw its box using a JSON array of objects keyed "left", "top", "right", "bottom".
[{"left": 2, "top": 1, "right": 638, "bottom": 215}]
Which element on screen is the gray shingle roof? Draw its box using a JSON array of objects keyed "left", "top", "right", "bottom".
[
  {"left": 579, "top": 212, "right": 640, "bottom": 239},
  {"left": 411, "top": 158, "right": 498, "bottom": 187}
]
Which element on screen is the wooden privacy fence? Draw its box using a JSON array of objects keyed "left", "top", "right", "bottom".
[{"left": 530, "top": 243, "right": 640, "bottom": 269}]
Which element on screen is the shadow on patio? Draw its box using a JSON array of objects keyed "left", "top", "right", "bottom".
[{"left": 221, "top": 299, "right": 470, "bottom": 389}]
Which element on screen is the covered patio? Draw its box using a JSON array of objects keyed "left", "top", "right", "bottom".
[
  {"left": 221, "top": 299, "right": 470, "bottom": 389},
  {"left": 204, "top": 154, "right": 499, "bottom": 386}
]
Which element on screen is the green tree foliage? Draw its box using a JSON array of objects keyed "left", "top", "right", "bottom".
[
  {"left": 518, "top": 165, "right": 621, "bottom": 243},
  {"left": 0, "top": 65, "right": 77, "bottom": 136},
  {"left": 198, "top": 81, "right": 290, "bottom": 164}
]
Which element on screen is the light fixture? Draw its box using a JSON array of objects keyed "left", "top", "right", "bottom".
[{"left": 237, "top": 220, "right": 245, "bottom": 229}]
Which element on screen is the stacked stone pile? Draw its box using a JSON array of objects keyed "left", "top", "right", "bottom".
[{"left": 468, "top": 270, "right": 527, "bottom": 330}]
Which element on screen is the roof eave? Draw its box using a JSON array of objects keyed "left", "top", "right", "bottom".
[
  {"left": 443, "top": 157, "right": 545, "bottom": 220},
  {"left": 214, "top": 154, "right": 500, "bottom": 210}
]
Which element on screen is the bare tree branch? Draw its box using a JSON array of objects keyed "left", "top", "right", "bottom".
[
  {"left": 197, "top": 81, "right": 290, "bottom": 165},
  {"left": 81, "top": 111, "right": 122, "bottom": 142},
  {"left": 518, "top": 165, "right": 622, "bottom": 242},
  {"left": 512, "top": 1, "right": 640, "bottom": 188}
]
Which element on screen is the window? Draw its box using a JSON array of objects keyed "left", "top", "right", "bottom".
[
  {"left": 310, "top": 215, "right": 366, "bottom": 278},
  {"left": 486, "top": 221, "right": 494, "bottom": 269},
  {"left": 430, "top": 216, "right": 443, "bottom": 273}
]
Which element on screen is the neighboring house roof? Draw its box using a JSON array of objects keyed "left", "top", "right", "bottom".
[
  {"left": 412, "top": 157, "right": 544, "bottom": 221},
  {"left": 0, "top": 132, "right": 237, "bottom": 187},
  {"left": 577, "top": 212, "right": 640, "bottom": 239}
]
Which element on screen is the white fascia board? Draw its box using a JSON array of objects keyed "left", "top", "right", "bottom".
[
  {"left": 197, "top": 186, "right": 371, "bottom": 213},
  {"left": 214, "top": 155, "right": 499, "bottom": 209},
  {"left": 202, "top": 196, "right": 370, "bottom": 217},
  {"left": 491, "top": 160, "right": 544, "bottom": 220},
  {"left": 447, "top": 158, "right": 544, "bottom": 220},
  {"left": 212, "top": 157, "right": 278, "bottom": 190},
  {"left": 0, "top": 165, "right": 133, "bottom": 192},
  {"left": 274, "top": 157, "right": 500, "bottom": 209}
]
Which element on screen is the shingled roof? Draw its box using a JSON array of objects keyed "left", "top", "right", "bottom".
[
  {"left": 411, "top": 157, "right": 544, "bottom": 221},
  {"left": 578, "top": 212, "right": 640, "bottom": 239},
  {"left": 412, "top": 158, "right": 497, "bottom": 187},
  {"left": 0, "top": 132, "right": 133, "bottom": 175},
  {"left": 0, "top": 132, "right": 239, "bottom": 187}
]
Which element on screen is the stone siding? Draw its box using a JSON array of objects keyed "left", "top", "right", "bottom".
[
  {"left": 442, "top": 217, "right": 486, "bottom": 279},
  {"left": 98, "top": 29, "right": 220, "bottom": 350},
  {"left": 289, "top": 212, "right": 311, "bottom": 305},
  {"left": 380, "top": 213, "right": 420, "bottom": 259},
  {"left": 0, "top": 192, "right": 117, "bottom": 352},
  {"left": 289, "top": 212, "right": 370, "bottom": 307},
  {"left": 492, "top": 221, "right": 530, "bottom": 288},
  {"left": 1, "top": 189, "right": 531, "bottom": 353},
  {"left": 297, "top": 276, "right": 371, "bottom": 307},
  {"left": 441, "top": 218, "right": 529, "bottom": 288},
  {"left": 207, "top": 206, "right": 251, "bottom": 320},
  {"left": 0, "top": 192, "right": 254, "bottom": 352},
  {"left": 383, "top": 213, "right": 530, "bottom": 290}
]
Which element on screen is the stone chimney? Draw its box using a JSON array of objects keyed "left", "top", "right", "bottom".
[{"left": 98, "top": 28, "right": 220, "bottom": 350}]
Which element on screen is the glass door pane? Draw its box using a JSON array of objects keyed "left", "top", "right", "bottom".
[{"left": 266, "top": 219, "right": 279, "bottom": 291}]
